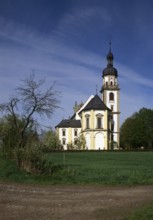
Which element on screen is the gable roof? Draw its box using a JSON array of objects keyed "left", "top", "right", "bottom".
[
  {"left": 80, "top": 94, "right": 110, "bottom": 112},
  {"left": 71, "top": 95, "right": 94, "bottom": 120},
  {"left": 55, "top": 119, "right": 81, "bottom": 128}
]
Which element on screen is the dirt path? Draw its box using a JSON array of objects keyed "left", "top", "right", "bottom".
[{"left": 0, "top": 183, "right": 153, "bottom": 220}]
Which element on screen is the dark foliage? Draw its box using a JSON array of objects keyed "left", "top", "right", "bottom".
[{"left": 120, "top": 108, "right": 153, "bottom": 149}]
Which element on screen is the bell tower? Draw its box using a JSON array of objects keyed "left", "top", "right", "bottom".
[{"left": 100, "top": 43, "right": 120, "bottom": 148}]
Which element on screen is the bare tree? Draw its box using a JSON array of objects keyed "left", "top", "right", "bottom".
[{"left": 0, "top": 74, "right": 60, "bottom": 148}]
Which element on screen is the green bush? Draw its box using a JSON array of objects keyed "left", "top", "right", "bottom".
[
  {"left": 42, "top": 130, "right": 63, "bottom": 152},
  {"left": 15, "top": 146, "right": 58, "bottom": 175}
]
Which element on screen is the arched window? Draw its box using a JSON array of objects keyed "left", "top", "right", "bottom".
[
  {"left": 96, "top": 114, "right": 103, "bottom": 129},
  {"left": 109, "top": 92, "right": 114, "bottom": 101},
  {"left": 110, "top": 81, "right": 113, "bottom": 86},
  {"left": 62, "top": 129, "right": 66, "bottom": 136},
  {"left": 86, "top": 117, "right": 90, "bottom": 129},
  {"left": 97, "top": 117, "right": 102, "bottom": 129}
]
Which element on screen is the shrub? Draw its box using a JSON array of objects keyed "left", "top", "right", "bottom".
[{"left": 15, "top": 146, "right": 58, "bottom": 175}]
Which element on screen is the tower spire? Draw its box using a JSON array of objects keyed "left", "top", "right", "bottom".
[{"left": 107, "top": 42, "right": 113, "bottom": 66}]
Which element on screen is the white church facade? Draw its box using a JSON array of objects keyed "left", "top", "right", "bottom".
[{"left": 55, "top": 45, "right": 120, "bottom": 150}]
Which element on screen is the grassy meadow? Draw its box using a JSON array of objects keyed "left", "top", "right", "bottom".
[
  {"left": 48, "top": 151, "right": 153, "bottom": 185},
  {"left": 1, "top": 150, "right": 153, "bottom": 185},
  {"left": 127, "top": 204, "right": 153, "bottom": 220}
]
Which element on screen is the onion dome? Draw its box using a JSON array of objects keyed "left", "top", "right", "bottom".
[{"left": 103, "top": 42, "right": 118, "bottom": 77}]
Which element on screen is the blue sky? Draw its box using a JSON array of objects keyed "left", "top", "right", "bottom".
[{"left": 0, "top": 0, "right": 153, "bottom": 129}]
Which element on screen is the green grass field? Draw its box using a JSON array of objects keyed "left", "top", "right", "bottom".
[
  {"left": 1, "top": 151, "right": 153, "bottom": 185},
  {"left": 1, "top": 151, "right": 153, "bottom": 219},
  {"left": 127, "top": 204, "right": 153, "bottom": 220},
  {"left": 47, "top": 151, "right": 153, "bottom": 185}
]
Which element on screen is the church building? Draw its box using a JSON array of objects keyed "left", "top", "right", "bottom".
[{"left": 55, "top": 45, "right": 120, "bottom": 150}]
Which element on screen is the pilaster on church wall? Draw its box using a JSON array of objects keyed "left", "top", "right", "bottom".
[
  {"left": 104, "top": 111, "right": 109, "bottom": 150},
  {"left": 103, "top": 110, "right": 108, "bottom": 130},
  {"left": 90, "top": 131, "right": 95, "bottom": 150},
  {"left": 117, "top": 90, "right": 120, "bottom": 113},
  {"left": 81, "top": 111, "right": 85, "bottom": 130},
  {"left": 68, "top": 127, "right": 72, "bottom": 144},
  {"left": 58, "top": 128, "right": 62, "bottom": 140},
  {"left": 104, "top": 131, "right": 108, "bottom": 150},
  {"left": 90, "top": 110, "right": 94, "bottom": 129}
]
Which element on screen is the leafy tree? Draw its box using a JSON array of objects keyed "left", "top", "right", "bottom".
[
  {"left": 42, "top": 130, "right": 62, "bottom": 151},
  {"left": 66, "top": 134, "right": 86, "bottom": 150},
  {"left": 0, "top": 116, "right": 19, "bottom": 157},
  {"left": 0, "top": 114, "right": 39, "bottom": 157},
  {"left": 76, "top": 134, "right": 86, "bottom": 150},
  {"left": 120, "top": 108, "right": 153, "bottom": 149}
]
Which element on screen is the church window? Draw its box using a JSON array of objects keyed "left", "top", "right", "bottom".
[
  {"left": 96, "top": 114, "right": 103, "bottom": 129},
  {"left": 110, "top": 81, "right": 113, "bottom": 86},
  {"left": 97, "top": 117, "right": 102, "bottom": 129},
  {"left": 85, "top": 114, "right": 90, "bottom": 129},
  {"left": 62, "top": 129, "right": 66, "bottom": 136},
  {"left": 74, "top": 129, "right": 77, "bottom": 136},
  {"left": 86, "top": 117, "right": 90, "bottom": 129},
  {"left": 106, "top": 81, "right": 108, "bottom": 86},
  {"left": 109, "top": 92, "right": 114, "bottom": 101}
]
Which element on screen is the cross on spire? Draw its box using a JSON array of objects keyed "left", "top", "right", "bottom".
[
  {"left": 107, "top": 41, "right": 113, "bottom": 66},
  {"left": 96, "top": 85, "right": 98, "bottom": 94},
  {"left": 109, "top": 41, "right": 112, "bottom": 52}
]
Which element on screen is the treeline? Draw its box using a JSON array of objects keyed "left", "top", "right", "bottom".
[{"left": 120, "top": 108, "right": 153, "bottom": 150}]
